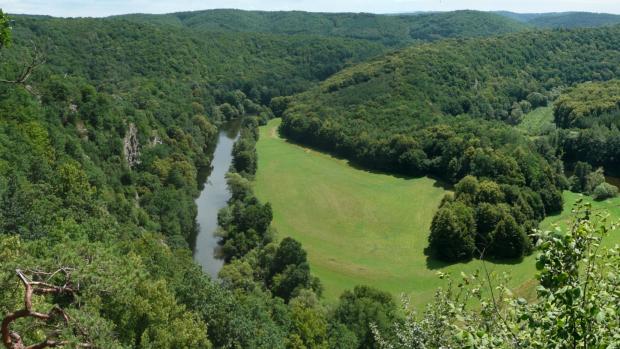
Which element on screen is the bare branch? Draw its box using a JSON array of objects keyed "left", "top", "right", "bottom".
[
  {"left": 1, "top": 269, "right": 91, "bottom": 349},
  {"left": 0, "top": 42, "right": 46, "bottom": 90}
]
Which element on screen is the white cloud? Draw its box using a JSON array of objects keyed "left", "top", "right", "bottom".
[{"left": 1, "top": 0, "right": 620, "bottom": 17}]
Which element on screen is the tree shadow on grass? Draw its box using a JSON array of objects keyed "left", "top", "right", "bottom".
[
  {"left": 277, "top": 132, "right": 454, "bottom": 191},
  {"left": 424, "top": 245, "right": 526, "bottom": 271}
]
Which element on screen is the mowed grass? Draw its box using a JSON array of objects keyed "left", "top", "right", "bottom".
[
  {"left": 517, "top": 106, "right": 555, "bottom": 136},
  {"left": 255, "top": 119, "right": 547, "bottom": 305},
  {"left": 540, "top": 191, "right": 620, "bottom": 247}
]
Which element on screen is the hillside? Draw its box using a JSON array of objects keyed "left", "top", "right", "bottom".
[
  {"left": 497, "top": 11, "right": 620, "bottom": 28},
  {"left": 551, "top": 80, "right": 620, "bottom": 172},
  {"left": 494, "top": 11, "right": 545, "bottom": 22},
  {"left": 528, "top": 12, "right": 620, "bottom": 28},
  {"left": 281, "top": 26, "right": 620, "bottom": 149},
  {"left": 120, "top": 9, "right": 529, "bottom": 46},
  {"left": 7, "top": 16, "right": 385, "bottom": 103},
  {"left": 282, "top": 26, "right": 620, "bottom": 147}
]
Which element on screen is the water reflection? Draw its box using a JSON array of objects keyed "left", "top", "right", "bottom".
[{"left": 192, "top": 119, "right": 240, "bottom": 278}]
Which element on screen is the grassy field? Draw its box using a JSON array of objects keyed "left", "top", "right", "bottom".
[
  {"left": 255, "top": 118, "right": 620, "bottom": 305},
  {"left": 540, "top": 191, "right": 620, "bottom": 245},
  {"left": 517, "top": 106, "right": 555, "bottom": 136}
]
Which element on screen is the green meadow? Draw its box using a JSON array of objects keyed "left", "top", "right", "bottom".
[
  {"left": 255, "top": 118, "right": 620, "bottom": 304},
  {"left": 517, "top": 106, "right": 555, "bottom": 136}
]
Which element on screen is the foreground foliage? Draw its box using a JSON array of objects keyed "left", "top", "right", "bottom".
[{"left": 375, "top": 202, "right": 620, "bottom": 348}]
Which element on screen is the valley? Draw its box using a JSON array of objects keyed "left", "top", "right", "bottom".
[
  {"left": 255, "top": 119, "right": 449, "bottom": 302},
  {"left": 2, "top": 5, "right": 620, "bottom": 348}
]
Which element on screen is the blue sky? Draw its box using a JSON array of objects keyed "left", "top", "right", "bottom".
[{"left": 1, "top": 0, "right": 620, "bottom": 17}]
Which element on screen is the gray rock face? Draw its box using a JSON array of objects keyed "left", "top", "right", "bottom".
[{"left": 123, "top": 123, "right": 140, "bottom": 168}]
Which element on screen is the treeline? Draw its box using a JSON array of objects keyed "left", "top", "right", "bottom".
[
  {"left": 218, "top": 117, "right": 321, "bottom": 302},
  {"left": 279, "top": 25, "right": 620, "bottom": 261},
  {"left": 122, "top": 9, "right": 620, "bottom": 46},
  {"left": 121, "top": 9, "right": 528, "bottom": 47},
  {"left": 498, "top": 11, "right": 620, "bottom": 28},
  {"left": 218, "top": 118, "right": 271, "bottom": 261},
  {"left": 527, "top": 12, "right": 620, "bottom": 28}
]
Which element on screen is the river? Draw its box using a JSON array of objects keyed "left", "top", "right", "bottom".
[
  {"left": 192, "top": 119, "right": 240, "bottom": 278},
  {"left": 606, "top": 175, "right": 620, "bottom": 188}
]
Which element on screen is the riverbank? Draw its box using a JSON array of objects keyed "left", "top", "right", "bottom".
[{"left": 193, "top": 120, "right": 240, "bottom": 278}]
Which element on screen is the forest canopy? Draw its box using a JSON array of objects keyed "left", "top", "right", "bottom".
[{"left": 120, "top": 9, "right": 530, "bottom": 47}]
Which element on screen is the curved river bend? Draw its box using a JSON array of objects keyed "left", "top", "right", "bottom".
[{"left": 193, "top": 121, "right": 239, "bottom": 278}]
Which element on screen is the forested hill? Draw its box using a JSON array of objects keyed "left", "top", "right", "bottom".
[
  {"left": 528, "top": 12, "right": 620, "bottom": 28},
  {"left": 283, "top": 25, "right": 620, "bottom": 134},
  {"left": 497, "top": 11, "right": 620, "bottom": 28},
  {"left": 7, "top": 16, "right": 385, "bottom": 102},
  {"left": 280, "top": 25, "right": 620, "bottom": 261},
  {"left": 119, "top": 9, "right": 529, "bottom": 46}
]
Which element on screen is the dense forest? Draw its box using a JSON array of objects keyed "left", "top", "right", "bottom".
[
  {"left": 122, "top": 9, "right": 620, "bottom": 45},
  {"left": 120, "top": 9, "right": 529, "bottom": 46},
  {"left": 2, "top": 6, "right": 620, "bottom": 349},
  {"left": 553, "top": 80, "right": 620, "bottom": 170},
  {"left": 516, "top": 12, "right": 620, "bottom": 28},
  {"left": 496, "top": 11, "right": 620, "bottom": 28},
  {"left": 8, "top": 15, "right": 387, "bottom": 103}
]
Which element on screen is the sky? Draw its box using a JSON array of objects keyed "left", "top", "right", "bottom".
[{"left": 1, "top": 0, "right": 620, "bottom": 18}]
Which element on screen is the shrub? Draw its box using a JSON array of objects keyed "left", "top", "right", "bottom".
[
  {"left": 527, "top": 91, "right": 548, "bottom": 108},
  {"left": 585, "top": 167, "right": 606, "bottom": 193},
  {"left": 592, "top": 182, "right": 618, "bottom": 201}
]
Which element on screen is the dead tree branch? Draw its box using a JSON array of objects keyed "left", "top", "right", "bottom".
[
  {"left": 0, "top": 42, "right": 45, "bottom": 87},
  {"left": 1, "top": 269, "right": 91, "bottom": 349}
]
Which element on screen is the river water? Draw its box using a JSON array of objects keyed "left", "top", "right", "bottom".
[
  {"left": 605, "top": 175, "right": 620, "bottom": 188},
  {"left": 193, "top": 120, "right": 240, "bottom": 278}
]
